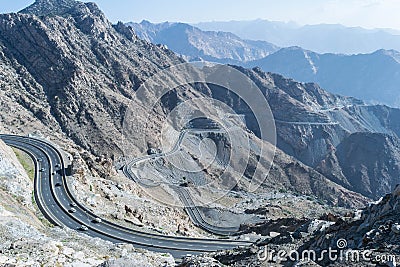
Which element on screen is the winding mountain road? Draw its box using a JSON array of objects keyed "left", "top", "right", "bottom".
[
  {"left": 274, "top": 119, "right": 339, "bottom": 126},
  {"left": 123, "top": 129, "right": 241, "bottom": 236},
  {"left": 0, "top": 134, "right": 251, "bottom": 259}
]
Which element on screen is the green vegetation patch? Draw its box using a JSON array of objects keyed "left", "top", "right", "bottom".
[{"left": 12, "top": 148, "right": 35, "bottom": 181}]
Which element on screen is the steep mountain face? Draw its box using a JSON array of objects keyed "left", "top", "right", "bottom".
[
  {"left": 0, "top": 0, "right": 372, "bottom": 208},
  {"left": 127, "top": 20, "right": 278, "bottom": 64},
  {"left": 2, "top": 2, "right": 400, "bottom": 264},
  {"left": 1, "top": 0, "right": 398, "bottom": 203},
  {"left": 317, "top": 133, "right": 400, "bottom": 199},
  {"left": 223, "top": 67, "right": 400, "bottom": 199},
  {"left": 2, "top": 0, "right": 400, "bottom": 204},
  {"left": 133, "top": 22, "right": 400, "bottom": 108},
  {"left": 195, "top": 19, "right": 400, "bottom": 54},
  {"left": 247, "top": 47, "right": 400, "bottom": 107},
  {"left": 0, "top": 0, "right": 183, "bottom": 157}
]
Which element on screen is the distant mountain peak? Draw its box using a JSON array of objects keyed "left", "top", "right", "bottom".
[
  {"left": 19, "top": 0, "right": 80, "bottom": 16},
  {"left": 127, "top": 20, "right": 278, "bottom": 63},
  {"left": 374, "top": 49, "right": 400, "bottom": 63},
  {"left": 36, "top": 0, "right": 76, "bottom": 3},
  {"left": 195, "top": 20, "right": 400, "bottom": 54},
  {"left": 283, "top": 46, "right": 306, "bottom": 52},
  {"left": 18, "top": 0, "right": 111, "bottom": 38}
]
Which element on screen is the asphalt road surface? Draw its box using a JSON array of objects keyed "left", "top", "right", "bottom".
[
  {"left": 123, "top": 129, "right": 241, "bottom": 235},
  {"left": 0, "top": 134, "right": 252, "bottom": 259}
]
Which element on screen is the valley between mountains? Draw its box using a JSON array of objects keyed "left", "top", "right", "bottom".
[{"left": 1, "top": 0, "right": 400, "bottom": 266}]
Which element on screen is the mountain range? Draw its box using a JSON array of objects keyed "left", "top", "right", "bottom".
[
  {"left": 131, "top": 20, "right": 400, "bottom": 108},
  {"left": 195, "top": 19, "right": 400, "bottom": 54},
  {"left": 127, "top": 20, "right": 278, "bottom": 64},
  {"left": 0, "top": 0, "right": 365, "bottom": 206},
  {"left": 2, "top": 0, "right": 400, "bottom": 264},
  {"left": 0, "top": 0, "right": 399, "bottom": 202},
  {"left": 246, "top": 47, "right": 400, "bottom": 107}
]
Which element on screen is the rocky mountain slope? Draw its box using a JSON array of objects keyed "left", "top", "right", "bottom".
[
  {"left": 247, "top": 47, "right": 400, "bottom": 107},
  {"left": 317, "top": 132, "right": 400, "bottom": 199},
  {"left": 216, "top": 66, "right": 400, "bottom": 199},
  {"left": 127, "top": 20, "right": 278, "bottom": 64},
  {"left": 1, "top": 0, "right": 183, "bottom": 158},
  {"left": 132, "top": 21, "right": 400, "bottom": 108},
  {"left": 182, "top": 186, "right": 400, "bottom": 266},
  {"left": 0, "top": 139, "right": 175, "bottom": 266},
  {"left": 195, "top": 19, "right": 400, "bottom": 54},
  {"left": 306, "top": 185, "right": 400, "bottom": 266},
  {"left": 1, "top": 0, "right": 400, "bottom": 264},
  {"left": 0, "top": 0, "right": 371, "bottom": 205}
]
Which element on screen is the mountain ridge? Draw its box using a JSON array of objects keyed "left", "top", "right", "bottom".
[
  {"left": 247, "top": 46, "right": 400, "bottom": 107},
  {"left": 2, "top": 0, "right": 400, "bottom": 264},
  {"left": 19, "top": 0, "right": 80, "bottom": 16},
  {"left": 127, "top": 20, "right": 278, "bottom": 64},
  {"left": 130, "top": 20, "right": 400, "bottom": 108},
  {"left": 0, "top": 0, "right": 375, "bottom": 207},
  {"left": 195, "top": 19, "right": 400, "bottom": 54}
]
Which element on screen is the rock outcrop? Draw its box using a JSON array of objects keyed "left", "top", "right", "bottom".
[
  {"left": 318, "top": 132, "right": 400, "bottom": 199},
  {"left": 300, "top": 185, "right": 400, "bottom": 266},
  {"left": 0, "top": 140, "right": 33, "bottom": 208}
]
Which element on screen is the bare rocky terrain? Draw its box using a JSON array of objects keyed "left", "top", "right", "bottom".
[
  {"left": 132, "top": 21, "right": 400, "bottom": 108},
  {"left": 0, "top": 139, "right": 175, "bottom": 266},
  {"left": 191, "top": 186, "right": 400, "bottom": 267},
  {"left": 0, "top": 0, "right": 400, "bottom": 266}
]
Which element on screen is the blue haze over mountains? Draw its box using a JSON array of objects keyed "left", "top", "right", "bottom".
[
  {"left": 128, "top": 20, "right": 278, "bottom": 65},
  {"left": 128, "top": 20, "right": 400, "bottom": 108},
  {"left": 195, "top": 20, "right": 400, "bottom": 54}
]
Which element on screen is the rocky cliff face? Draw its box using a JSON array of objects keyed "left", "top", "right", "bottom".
[
  {"left": 1, "top": 0, "right": 400, "bottom": 264},
  {"left": 317, "top": 132, "right": 400, "bottom": 199},
  {"left": 0, "top": 0, "right": 372, "bottom": 206},
  {"left": 303, "top": 185, "right": 400, "bottom": 266},
  {"left": 0, "top": 0, "right": 183, "bottom": 158}
]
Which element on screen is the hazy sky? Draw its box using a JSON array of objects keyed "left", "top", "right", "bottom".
[{"left": 2, "top": 0, "right": 400, "bottom": 30}]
